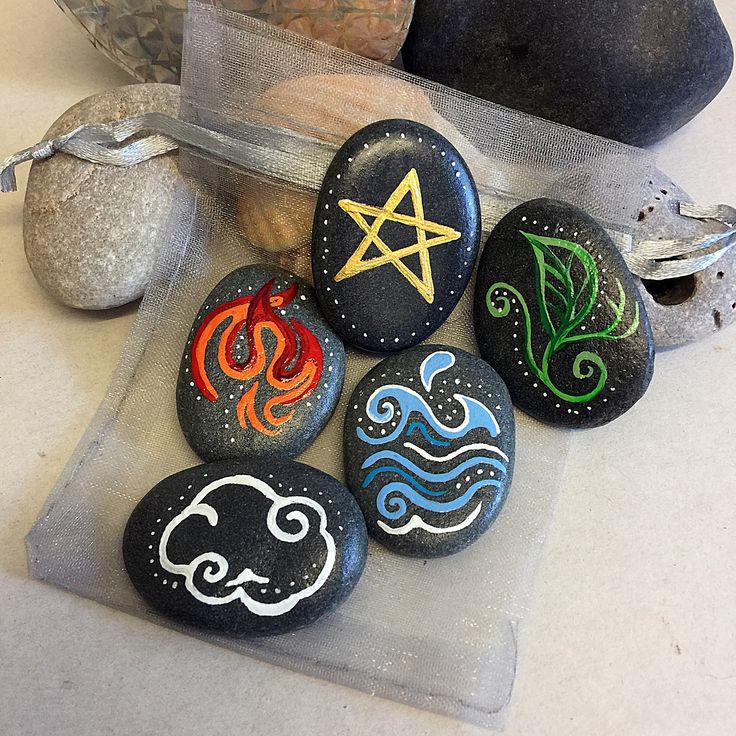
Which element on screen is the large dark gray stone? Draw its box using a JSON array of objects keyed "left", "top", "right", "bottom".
[
  {"left": 123, "top": 457, "right": 368, "bottom": 636},
  {"left": 403, "top": 0, "right": 734, "bottom": 146}
]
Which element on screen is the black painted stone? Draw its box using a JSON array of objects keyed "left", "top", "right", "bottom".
[
  {"left": 403, "top": 0, "right": 734, "bottom": 146},
  {"left": 473, "top": 199, "right": 655, "bottom": 428},
  {"left": 343, "top": 345, "right": 515, "bottom": 557},
  {"left": 176, "top": 265, "right": 345, "bottom": 461},
  {"left": 311, "top": 119, "right": 481, "bottom": 352},
  {"left": 123, "top": 457, "right": 368, "bottom": 636}
]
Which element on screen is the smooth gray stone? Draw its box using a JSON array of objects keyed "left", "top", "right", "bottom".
[
  {"left": 635, "top": 170, "right": 736, "bottom": 347},
  {"left": 403, "top": 0, "right": 733, "bottom": 146},
  {"left": 23, "top": 83, "right": 182, "bottom": 310}
]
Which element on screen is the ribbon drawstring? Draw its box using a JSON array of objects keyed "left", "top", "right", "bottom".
[
  {"left": 3, "top": 112, "right": 734, "bottom": 281},
  {"left": 625, "top": 203, "right": 736, "bottom": 280}
]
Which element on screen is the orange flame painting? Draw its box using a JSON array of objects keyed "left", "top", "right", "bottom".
[{"left": 191, "top": 279, "right": 324, "bottom": 436}]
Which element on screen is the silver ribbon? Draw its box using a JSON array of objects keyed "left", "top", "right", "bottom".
[
  {"left": 0, "top": 112, "right": 334, "bottom": 194},
  {"left": 625, "top": 203, "right": 736, "bottom": 280},
  {"left": 1, "top": 117, "right": 178, "bottom": 193},
  {"left": 3, "top": 112, "right": 734, "bottom": 281}
]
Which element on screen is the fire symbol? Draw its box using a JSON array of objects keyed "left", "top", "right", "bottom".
[{"left": 191, "top": 279, "right": 324, "bottom": 436}]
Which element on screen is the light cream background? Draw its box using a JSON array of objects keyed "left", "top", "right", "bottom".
[{"left": 0, "top": 1, "right": 734, "bottom": 733}]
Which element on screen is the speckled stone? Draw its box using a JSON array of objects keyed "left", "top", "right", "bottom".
[
  {"left": 403, "top": 0, "right": 734, "bottom": 146},
  {"left": 634, "top": 169, "right": 736, "bottom": 348},
  {"left": 123, "top": 457, "right": 368, "bottom": 636},
  {"left": 343, "top": 345, "right": 515, "bottom": 557},
  {"left": 177, "top": 265, "right": 345, "bottom": 461},
  {"left": 473, "top": 198, "right": 655, "bottom": 429},
  {"left": 24, "top": 84, "right": 182, "bottom": 310},
  {"left": 312, "top": 119, "right": 481, "bottom": 352}
]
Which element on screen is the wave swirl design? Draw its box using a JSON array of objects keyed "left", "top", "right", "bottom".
[
  {"left": 358, "top": 351, "right": 509, "bottom": 532},
  {"left": 357, "top": 389, "right": 499, "bottom": 446}
]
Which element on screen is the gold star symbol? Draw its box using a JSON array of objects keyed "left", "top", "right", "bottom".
[{"left": 334, "top": 168, "right": 462, "bottom": 304}]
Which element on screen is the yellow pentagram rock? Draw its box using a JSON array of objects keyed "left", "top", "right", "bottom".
[{"left": 334, "top": 169, "right": 462, "bottom": 304}]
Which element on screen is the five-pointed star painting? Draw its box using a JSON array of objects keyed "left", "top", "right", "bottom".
[{"left": 334, "top": 168, "right": 462, "bottom": 304}]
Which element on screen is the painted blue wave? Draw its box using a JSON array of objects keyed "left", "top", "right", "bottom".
[
  {"left": 421, "top": 350, "right": 455, "bottom": 391},
  {"left": 362, "top": 451, "right": 507, "bottom": 485},
  {"left": 356, "top": 387, "right": 499, "bottom": 446},
  {"left": 365, "top": 467, "right": 446, "bottom": 497},
  {"left": 378, "top": 479, "right": 503, "bottom": 519},
  {"left": 356, "top": 350, "right": 508, "bottom": 523},
  {"left": 406, "top": 421, "right": 450, "bottom": 447}
]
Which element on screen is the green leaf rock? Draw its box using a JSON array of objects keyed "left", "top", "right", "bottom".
[{"left": 485, "top": 232, "right": 639, "bottom": 404}]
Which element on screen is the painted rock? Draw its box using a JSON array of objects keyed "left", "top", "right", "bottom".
[
  {"left": 473, "top": 199, "right": 655, "bottom": 428},
  {"left": 123, "top": 458, "right": 368, "bottom": 636},
  {"left": 312, "top": 119, "right": 481, "bottom": 352},
  {"left": 24, "top": 84, "right": 182, "bottom": 310},
  {"left": 343, "top": 346, "right": 515, "bottom": 557},
  {"left": 176, "top": 265, "right": 345, "bottom": 461},
  {"left": 633, "top": 169, "right": 736, "bottom": 347},
  {"left": 403, "top": 0, "right": 734, "bottom": 147}
]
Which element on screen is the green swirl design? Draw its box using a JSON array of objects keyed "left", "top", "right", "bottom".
[{"left": 485, "top": 232, "right": 639, "bottom": 404}]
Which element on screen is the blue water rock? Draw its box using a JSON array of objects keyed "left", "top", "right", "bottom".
[{"left": 343, "top": 345, "right": 515, "bottom": 557}]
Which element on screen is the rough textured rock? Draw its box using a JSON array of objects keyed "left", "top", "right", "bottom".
[
  {"left": 402, "top": 0, "right": 734, "bottom": 146},
  {"left": 56, "top": 0, "right": 416, "bottom": 83},
  {"left": 177, "top": 265, "right": 345, "bottom": 461},
  {"left": 634, "top": 169, "right": 736, "bottom": 347},
  {"left": 474, "top": 198, "right": 655, "bottom": 428},
  {"left": 24, "top": 83, "right": 182, "bottom": 310},
  {"left": 312, "top": 119, "right": 481, "bottom": 352},
  {"left": 123, "top": 457, "right": 368, "bottom": 636},
  {"left": 218, "top": 0, "right": 416, "bottom": 63},
  {"left": 343, "top": 345, "right": 515, "bottom": 557}
]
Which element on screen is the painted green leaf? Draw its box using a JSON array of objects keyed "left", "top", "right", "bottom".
[
  {"left": 485, "top": 231, "right": 641, "bottom": 404},
  {"left": 520, "top": 231, "right": 599, "bottom": 346}
]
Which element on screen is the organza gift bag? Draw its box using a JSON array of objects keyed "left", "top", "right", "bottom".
[{"left": 26, "top": 2, "right": 654, "bottom": 728}]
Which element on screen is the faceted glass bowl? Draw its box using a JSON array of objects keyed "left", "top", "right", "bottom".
[{"left": 54, "top": 1, "right": 415, "bottom": 83}]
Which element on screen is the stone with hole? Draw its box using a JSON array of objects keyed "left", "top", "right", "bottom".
[{"left": 634, "top": 169, "right": 736, "bottom": 347}]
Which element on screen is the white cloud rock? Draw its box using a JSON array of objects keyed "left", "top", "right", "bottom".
[{"left": 158, "top": 474, "right": 336, "bottom": 617}]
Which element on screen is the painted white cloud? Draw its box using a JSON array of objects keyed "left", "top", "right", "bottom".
[{"left": 158, "top": 474, "right": 335, "bottom": 617}]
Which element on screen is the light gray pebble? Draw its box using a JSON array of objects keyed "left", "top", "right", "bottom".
[{"left": 23, "top": 83, "right": 182, "bottom": 310}]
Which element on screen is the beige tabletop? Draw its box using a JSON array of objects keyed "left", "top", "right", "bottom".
[{"left": 1, "top": 1, "right": 735, "bottom": 734}]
